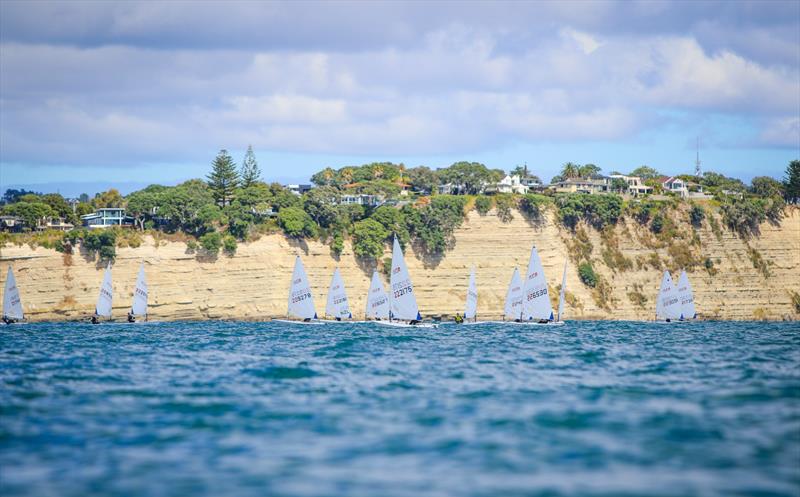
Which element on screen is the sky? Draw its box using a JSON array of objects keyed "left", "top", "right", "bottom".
[{"left": 0, "top": 0, "right": 798, "bottom": 197}]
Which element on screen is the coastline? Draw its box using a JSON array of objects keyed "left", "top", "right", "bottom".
[{"left": 2, "top": 208, "right": 798, "bottom": 322}]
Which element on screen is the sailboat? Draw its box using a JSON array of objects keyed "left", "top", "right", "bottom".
[
  {"left": 502, "top": 267, "right": 524, "bottom": 321},
  {"left": 377, "top": 237, "right": 437, "bottom": 328},
  {"left": 505, "top": 246, "right": 563, "bottom": 326},
  {"left": 275, "top": 256, "right": 320, "bottom": 324},
  {"left": 365, "top": 271, "right": 390, "bottom": 321},
  {"left": 2, "top": 266, "right": 24, "bottom": 324},
  {"left": 127, "top": 263, "right": 148, "bottom": 323},
  {"left": 655, "top": 270, "right": 682, "bottom": 322},
  {"left": 676, "top": 270, "right": 697, "bottom": 320},
  {"left": 556, "top": 260, "right": 568, "bottom": 323},
  {"left": 456, "top": 267, "right": 484, "bottom": 325},
  {"left": 323, "top": 268, "right": 353, "bottom": 321},
  {"left": 92, "top": 262, "right": 113, "bottom": 324}
]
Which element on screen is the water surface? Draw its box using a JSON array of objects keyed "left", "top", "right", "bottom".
[{"left": 1, "top": 321, "right": 798, "bottom": 497}]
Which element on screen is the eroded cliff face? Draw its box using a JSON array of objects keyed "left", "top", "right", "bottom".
[{"left": 1, "top": 208, "right": 798, "bottom": 321}]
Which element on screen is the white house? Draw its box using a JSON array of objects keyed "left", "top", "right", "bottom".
[
  {"left": 609, "top": 174, "right": 652, "bottom": 197},
  {"left": 81, "top": 208, "right": 134, "bottom": 229},
  {"left": 492, "top": 175, "right": 529, "bottom": 194},
  {"left": 658, "top": 176, "right": 688, "bottom": 198}
]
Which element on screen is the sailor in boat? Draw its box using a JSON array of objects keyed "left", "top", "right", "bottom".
[
  {"left": 2, "top": 315, "right": 18, "bottom": 325},
  {"left": 335, "top": 316, "right": 342, "bottom": 322},
  {"left": 91, "top": 313, "right": 100, "bottom": 325},
  {"left": 454, "top": 314, "right": 464, "bottom": 324},
  {"left": 127, "top": 311, "right": 135, "bottom": 323}
]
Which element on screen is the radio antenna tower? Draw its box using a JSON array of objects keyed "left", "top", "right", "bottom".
[{"left": 694, "top": 137, "right": 702, "bottom": 177}]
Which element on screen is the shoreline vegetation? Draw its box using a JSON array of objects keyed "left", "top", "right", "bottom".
[{"left": 1, "top": 155, "right": 799, "bottom": 322}]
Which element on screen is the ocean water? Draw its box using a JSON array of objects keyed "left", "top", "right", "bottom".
[{"left": 1, "top": 321, "right": 798, "bottom": 497}]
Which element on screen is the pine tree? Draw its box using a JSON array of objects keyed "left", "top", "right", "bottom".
[
  {"left": 207, "top": 149, "right": 240, "bottom": 207},
  {"left": 784, "top": 160, "right": 800, "bottom": 204},
  {"left": 240, "top": 145, "right": 262, "bottom": 188}
]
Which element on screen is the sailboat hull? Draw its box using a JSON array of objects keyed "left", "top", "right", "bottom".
[
  {"left": 493, "top": 320, "right": 566, "bottom": 327},
  {"left": 272, "top": 319, "right": 325, "bottom": 326},
  {"left": 374, "top": 321, "right": 439, "bottom": 329}
]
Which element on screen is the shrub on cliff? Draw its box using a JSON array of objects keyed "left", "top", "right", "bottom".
[
  {"left": 199, "top": 232, "right": 222, "bottom": 255},
  {"left": 83, "top": 229, "right": 117, "bottom": 261},
  {"left": 278, "top": 207, "right": 318, "bottom": 239},
  {"left": 494, "top": 194, "right": 514, "bottom": 222},
  {"left": 556, "top": 194, "right": 622, "bottom": 231},
  {"left": 222, "top": 235, "right": 237, "bottom": 256},
  {"left": 689, "top": 204, "right": 705, "bottom": 228},
  {"left": 404, "top": 195, "right": 467, "bottom": 254},
  {"left": 518, "top": 194, "right": 550, "bottom": 224},
  {"left": 474, "top": 195, "right": 492, "bottom": 215},
  {"left": 352, "top": 219, "right": 389, "bottom": 261},
  {"left": 578, "top": 261, "right": 598, "bottom": 288},
  {"left": 370, "top": 205, "right": 410, "bottom": 247}
]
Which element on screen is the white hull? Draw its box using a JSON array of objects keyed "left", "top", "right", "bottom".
[
  {"left": 493, "top": 320, "right": 565, "bottom": 327},
  {"left": 272, "top": 318, "right": 325, "bottom": 326},
  {"left": 445, "top": 320, "right": 491, "bottom": 326},
  {"left": 374, "top": 320, "right": 439, "bottom": 329}
]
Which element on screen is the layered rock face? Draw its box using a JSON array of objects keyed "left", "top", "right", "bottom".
[{"left": 1, "top": 208, "right": 798, "bottom": 321}]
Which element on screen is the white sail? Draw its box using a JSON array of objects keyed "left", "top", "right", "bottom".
[
  {"left": 325, "top": 268, "right": 352, "bottom": 319},
  {"left": 3, "top": 266, "right": 23, "bottom": 320},
  {"left": 464, "top": 267, "right": 478, "bottom": 320},
  {"left": 288, "top": 256, "right": 317, "bottom": 320},
  {"left": 389, "top": 237, "right": 421, "bottom": 321},
  {"left": 523, "top": 246, "right": 554, "bottom": 321},
  {"left": 366, "top": 271, "right": 390, "bottom": 320},
  {"left": 557, "top": 260, "right": 567, "bottom": 322},
  {"left": 677, "top": 270, "right": 696, "bottom": 320},
  {"left": 131, "top": 263, "right": 148, "bottom": 317},
  {"left": 95, "top": 263, "right": 113, "bottom": 318},
  {"left": 503, "top": 268, "right": 524, "bottom": 320},
  {"left": 655, "top": 270, "right": 681, "bottom": 320}
]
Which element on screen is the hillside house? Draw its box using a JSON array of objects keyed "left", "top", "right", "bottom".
[{"left": 81, "top": 208, "right": 134, "bottom": 229}]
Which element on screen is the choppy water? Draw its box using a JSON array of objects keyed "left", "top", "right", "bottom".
[{"left": 1, "top": 321, "right": 798, "bottom": 497}]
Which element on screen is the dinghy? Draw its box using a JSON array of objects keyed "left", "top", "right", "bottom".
[
  {"left": 655, "top": 270, "right": 682, "bottom": 322},
  {"left": 677, "top": 270, "right": 697, "bottom": 321},
  {"left": 506, "top": 246, "right": 563, "bottom": 326},
  {"left": 2, "top": 266, "right": 24, "bottom": 324},
  {"left": 127, "top": 263, "right": 148, "bottom": 323},
  {"left": 274, "top": 256, "right": 321, "bottom": 324},
  {"left": 365, "top": 271, "right": 390, "bottom": 321},
  {"left": 377, "top": 237, "right": 437, "bottom": 328},
  {"left": 323, "top": 268, "right": 353, "bottom": 322},
  {"left": 499, "top": 267, "right": 524, "bottom": 322},
  {"left": 92, "top": 263, "right": 114, "bottom": 324},
  {"left": 456, "top": 267, "right": 485, "bottom": 325}
]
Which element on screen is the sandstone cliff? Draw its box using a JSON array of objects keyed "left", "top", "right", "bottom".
[{"left": 1, "top": 207, "right": 798, "bottom": 321}]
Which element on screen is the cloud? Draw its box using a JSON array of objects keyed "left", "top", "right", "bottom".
[{"left": 0, "top": 1, "right": 797, "bottom": 172}]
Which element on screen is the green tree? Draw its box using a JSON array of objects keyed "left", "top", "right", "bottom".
[
  {"left": 126, "top": 185, "right": 167, "bottom": 230},
  {"left": 406, "top": 166, "right": 439, "bottom": 193},
  {"left": 782, "top": 160, "right": 799, "bottom": 203},
  {"left": 370, "top": 205, "right": 410, "bottom": 247},
  {"left": 629, "top": 166, "right": 661, "bottom": 180},
  {"left": 352, "top": 218, "right": 389, "bottom": 261},
  {"left": 207, "top": 149, "right": 240, "bottom": 207},
  {"left": 610, "top": 177, "right": 628, "bottom": 193},
  {"left": 311, "top": 167, "right": 338, "bottom": 187},
  {"left": 578, "top": 262, "right": 598, "bottom": 287},
  {"left": 1, "top": 201, "right": 54, "bottom": 229},
  {"left": 240, "top": 145, "right": 262, "bottom": 188},
  {"left": 40, "top": 193, "right": 78, "bottom": 225},
  {"left": 438, "top": 162, "right": 495, "bottom": 194},
  {"left": 302, "top": 186, "right": 339, "bottom": 228},
  {"left": 750, "top": 176, "right": 783, "bottom": 198},
  {"left": 199, "top": 231, "right": 223, "bottom": 255},
  {"left": 560, "top": 162, "right": 581, "bottom": 179},
  {"left": 278, "top": 207, "right": 318, "bottom": 238},
  {"left": 689, "top": 204, "right": 705, "bottom": 228},
  {"left": 93, "top": 189, "right": 124, "bottom": 208},
  {"left": 75, "top": 202, "right": 94, "bottom": 217},
  {"left": 474, "top": 195, "right": 492, "bottom": 215},
  {"left": 578, "top": 164, "right": 601, "bottom": 178}
]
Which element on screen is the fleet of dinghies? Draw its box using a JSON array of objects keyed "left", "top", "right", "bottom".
[{"left": 1, "top": 241, "right": 699, "bottom": 325}]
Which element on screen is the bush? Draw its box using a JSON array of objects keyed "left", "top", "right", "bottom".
[
  {"left": 83, "top": 229, "right": 117, "bottom": 261},
  {"left": 650, "top": 213, "right": 664, "bottom": 234},
  {"left": 186, "top": 239, "right": 198, "bottom": 252},
  {"left": 278, "top": 206, "right": 318, "bottom": 238},
  {"left": 556, "top": 194, "right": 622, "bottom": 231},
  {"left": 474, "top": 195, "right": 492, "bottom": 215},
  {"left": 578, "top": 262, "right": 598, "bottom": 288},
  {"left": 519, "top": 194, "right": 549, "bottom": 223},
  {"left": 405, "top": 195, "right": 467, "bottom": 254},
  {"left": 222, "top": 235, "right": 237, "bottom": 256},
  {"left": 494, "top": 194, "right": 514, "bottom": 222},
  {"left": 689, "top": 204, "right": 705, "bottom": 228},
  {"left": 352, "top": 219, "right": 389, "bottom": 261},
  {"left": 199, "top": 231, "right": 222, "bottom": 255},
  {"left": 331, "top": 231, "right": 344, "bottom": 256}
]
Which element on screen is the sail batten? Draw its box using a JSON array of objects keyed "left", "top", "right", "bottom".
[
  {"left": 3, "top": 267, "right": 24, "bottom": 320},
  {"left": 503, "top": 268, "right": 523, "bottom": 320},
  {"left": 131, "top": 263, "right": 148, "bottom": 317},
  {"left": 95, "top": 263, "right": 113, "bottom": 318},
  {"left": 389, "top": 237, "right": 421, "bottom": 321},
  {"left": 523, "top": 246, "right": 553, "bottom": 321},
  {"left": 655, "top": 270, "right": 681, "bottom": 320},
  {"left": 677, "top": 270, "right": 696, "bottom": 320},
  {"left": 464, "top": 267, "right": 478, "bottom": 321},
  {"left": 325, "top": 268, "right": 352, "bottom": 319},
  {"left": 366, "top": 272, "right": 390, "bottom": 320},
  {"left": 287, "top": 256, "right": 316, "bottom": 320}
]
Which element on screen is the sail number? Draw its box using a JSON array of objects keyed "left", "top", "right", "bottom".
[
  {"left": 527, "top": 288, "right": 548, "bottom": 301},
  {"left": 393, "top": 285, "right": 413, "bottom": 298},
  {"left": 333, "top": 297, "right": 347, "bottom": 305},
  {"left": 291, "top": 292, "right": 312, "bottom": 303}
]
